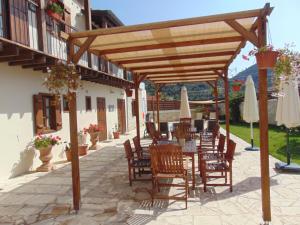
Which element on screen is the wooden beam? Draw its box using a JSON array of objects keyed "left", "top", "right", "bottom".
[
  {"left": 155, "top": 78, "right": 217, "bottom": 84},
  {"left": 69, "top": 7, "right": 270, "bottom": 39},
  {"left": 114, "top": 51, "right": 235, "bottom": 64},
  {"left": 133, "top": 74, "right": 141, "bottom": 141},
  {"left": 155, "top": 85, "right": 161, "bottom": 132},
  {"left": 2, "top": 51, "right": 34, "bottom": 63},
  {"left": 0, "top": 45, "right": 19, "bottom": 57},
  {"left": 214, "top": 69, "right": 225, "bottom": 79},
  {"left": 224, "top": 69, "right": 230, "bottom": 148},
  {"left": 214, "top": 79, "right": 219, "bottom": 123},
  {"left": 130, "top": 60, "right": 228, "bottom": 71},
  {"left": 138, "top": 74, "right": 147, "bottom": 83},
  {"left": 147, "top": 73, "right": 217, "bottom": 79},
  {"left": 143, "top": 67, "right": 225, "bottom": 75},
  {"left": 96, "top": 36, "right": 243, "bottom": 55},
  {"left": 67, "top": 40, "right": 81, "bottom": 212},
  {"left": 150, "top": 75, "right": 218, "bottom": 81},
  {"left": 206, "top": 81, "right": 215, "bottom": 89},
  {"left": 226, "top": 20, "right": 258, "bottom": 46},
  {"left": 71, "top": 36, "right": 96, "bottom": 64},
  {"left": 257, "top": 14, "right": 271, "bottom": 222}
]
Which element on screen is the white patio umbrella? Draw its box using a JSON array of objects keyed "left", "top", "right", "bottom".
[
  {"left": 275, "top": 78, "right": 300, "bottom": 171},
  {"left": 179, "top": 86, "right": 191, "bottom": 119},
  {"left": 243, "top": 75, "right": 259, "bottom": 151}
]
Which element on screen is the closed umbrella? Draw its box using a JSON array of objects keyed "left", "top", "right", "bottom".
[
  {"left": 275, "top": 78, "right": 300, "bottom": 171},
  {"left": 179, "top": 86, "right": 191, "bottom": 119},
  {"left": 243, "top": 75, "right": 259, "bottom": 151}
]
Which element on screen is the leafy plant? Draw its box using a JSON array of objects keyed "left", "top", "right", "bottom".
[
  {"left": 34, "top": 135, "right": 61, "bottom": 149},
  {"left": 231, "top": 79, "right": 244, "bottom": 87},
  {"left": 249, "top": 44, "right": 275, "bottom": 56},
  {"left": 44, "top": 61, "right": 82, "bottom": 99},
  {"left": 84, "top": 124, "right": 102, "bottom": 133},
  {"left": 46, "top": 0, "right": 64, "bottom": 15}
]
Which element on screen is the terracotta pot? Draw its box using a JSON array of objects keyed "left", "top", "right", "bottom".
[
  {"left": 46, "top": 10, "right": 62, "bottom": 21},
  {"left": 255, "top": 51, "right": 279, "bottom": 69},
  {"left": 36, "top": 146, "right": 54, "bottom": 172},
  {"left": 79, "top": 145, "right": 88, "bottom": 156},
  {"left": 113, "top": 132, "right": 120, "bottom": 139},
  {"left": 89, "top": 132, "right": 99, "bottom": 150},
  {"left": 232, "top": 85, "right": 241, "bottom": 92},
  {"left": 65, "top": 150, "right": 71, "bottom": 162}
]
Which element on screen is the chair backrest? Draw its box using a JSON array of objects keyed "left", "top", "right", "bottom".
[
  {"left": 160, "top": 122, "right": 169, "bottom": 134},
  {"left": 132, "top": 136, "right": 143, "bottom": 159},
  {"left": 207, "top": 120, "right": 217, "bottom": 132},
  {"left": 212, "top": 123, "right": 220, "bottom": 139},
  {"left": 225, "top": 139, "right": 236, "bottom": 162},
  {"left": 209, "top": 112, "right": 216, "bottom": 120},
  {"left": 194, "top": 119, "right": 204, "bottom": 133},
  {"left": 150, "top": 144, "right": 185, "bottom": 175},
  {"left": 123, "top": 140, "right": 134, "bottom": 161},
  {"left": 180, "top": 117, "right": 192, "bottom": 125},
  {"left": 217, "top": 134, "right": 226, "bottom": 153},
  {"left": 174, "top": 122, "right": 191, "bottom": 140}
]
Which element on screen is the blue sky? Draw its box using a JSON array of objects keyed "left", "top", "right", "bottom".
[{"left": 91, "top": 0, "right": 300, "bottom": 78}]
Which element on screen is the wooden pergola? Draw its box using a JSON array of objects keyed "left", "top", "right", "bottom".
[{"left": 66, "top": 3, "right": 273, "bottom": 223}]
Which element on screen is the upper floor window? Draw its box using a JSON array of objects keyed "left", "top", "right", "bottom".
[{"left": 85, "top": 96, "right": 92, "bottom": 111}]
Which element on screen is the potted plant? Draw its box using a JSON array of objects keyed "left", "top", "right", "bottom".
[
  {"left": 65, "top": 143, "right": 71, "bottom": 162},
  {"left": 46, "top": 0, "right": 64, "bottom": 21},
  {"left": 113, "top": 124, "right": 120, "bottom": 139},
  {"left": 249, "top": 45, "right": 279, "bottom": 69},
  {"left": 231, "top": 79, "right": 244, "bottom": 92},
  {"left": 84, "top": 124, "right": 100, "bottom": 150},
  {"left": 34, "top": 135, "right": 61, "bottom": 172},
  {"left": 77, "top": 131, "right": 88, "bottom": 155}
]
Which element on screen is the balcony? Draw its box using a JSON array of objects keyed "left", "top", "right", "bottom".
[{"left": 0, "top": 0, "right": 132, "bottom": 88}]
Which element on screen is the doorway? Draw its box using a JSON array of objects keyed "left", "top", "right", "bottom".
[
  {"left": 117, "top": 99, "right": 126, "bottom": 134},
  {"left": 97, "top": 97, "right": 107, "bottom": 141}
]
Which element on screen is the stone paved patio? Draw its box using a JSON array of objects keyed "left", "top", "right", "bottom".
[{"left": 0, "top": 130, "right": 300, "bottom": 225}]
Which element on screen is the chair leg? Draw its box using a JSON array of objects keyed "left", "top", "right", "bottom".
[
  {"left": 185, "top": 177, "right": 188, "bottom": 209},
  {"left": 230, "top": 167, "right": 233, "bottom": 192},
  {"left": 133, "top": 168, "right": 136, "bottom": 179},
  {"left": 128, "top": 166, "right": 132, "bottom": 186}
]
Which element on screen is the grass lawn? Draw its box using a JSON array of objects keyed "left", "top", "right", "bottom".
[{"left": 221, "top": 122, "right": 300, "bottom": 164}]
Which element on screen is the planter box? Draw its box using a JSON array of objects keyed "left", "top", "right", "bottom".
[
  {"left": 255, "top": 51, "right": 279, "bottom": 69},
  {"left": 113, "top": 132, "right": 120, "bottom": 139}
]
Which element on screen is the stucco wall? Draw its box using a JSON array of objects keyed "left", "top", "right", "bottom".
[{"left": 0, "top": 63, "right": 136, "bottom": 179}]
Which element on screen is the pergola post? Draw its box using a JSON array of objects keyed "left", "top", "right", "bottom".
[
  {"left": 68, "top": 42, "right": 81, "bottom": 211},
  {"left": 152, "top": 95, "right": 155, "bottom": 123},
  {"left": 133, "top": 74, "right": 141, "bottom": 141},
  {"left": 155, "top": 85, "right": 160, "bottom": 132},
  {"left": 257, "top": 15, "right": 271, "bottom": 222},
  {"left": 224, "top": 69, "right": 230, "bottom": 147},
  {"left": 214, "top": 80, "right": 219, "bottom": 123}
]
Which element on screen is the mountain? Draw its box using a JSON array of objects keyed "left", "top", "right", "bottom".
[
  {"left": 230, "top": 64, "right": 273, "bottom": 89},
  {"left": 144, "top": 64, "right": 273, "bottom": 100}
]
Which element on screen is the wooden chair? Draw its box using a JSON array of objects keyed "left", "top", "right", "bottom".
[
  {"left": 174, "top": 122, "right": 193, "bottom": 141},
  {"left": 207, "top": 120, "right": 217, "bottom": 133},
  {"left": 159, "top": 122, "right": 169, "bottom": 139},
  {"left": 149, "top": 144, "right": 189, "bottom": 209},
  {"left": 200, "top": 123, "right": 220, "bottom": 149},
  {"left": 132, "top": 136, "right": 150, "bottom": 160},
  {"left": 146, "top": 121, "right": 167, "bottom": 144},
  {"left": 123, "top": 140, "right": 151, "bottom": 186},
  {"left": 198, "top": 134, "right": 226, "bottom": 171},
  {"left": 200, "top": 139, "right": 236, "bottom": 192}
]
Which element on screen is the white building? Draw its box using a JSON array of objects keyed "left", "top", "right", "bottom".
[{"left": 0, "top": 0, "right": 145, "bottom": 180}]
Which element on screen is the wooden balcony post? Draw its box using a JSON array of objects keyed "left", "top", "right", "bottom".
[
  {"left": 84, "top": 0, "right": 92, "bottom": 67},
  {"left": 68, "top": 41, "right": 81, "bottom": 211},
  {"left": 37, "top": 0, "right": 48, "bottom": 52},
  {"left": 133, "top": 74, "right": 140, "bottom": 141},
  {"left": 152, "top": 95, "right": 155, "bottom": 123},
  {"left": 257, "top": 15, "right": 271, "bottom": 222},
  {"left": 224, "top": 69, "right": 230, "bottom": 147}
]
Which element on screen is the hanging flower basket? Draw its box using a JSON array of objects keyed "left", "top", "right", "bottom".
[
  {"left": 125, "top": 88, "right": 133, "bottom": 97},
  {"left": 255, "top": 51, "right": 279, "bottom": 69},
  {"left": 46, "top": 9, "right": 62, "bottom": 21}
]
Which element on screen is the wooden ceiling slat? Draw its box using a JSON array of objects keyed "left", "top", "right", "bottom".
[
  {"left": 115, "top": 51, "right": 235, "bottom": 65},
  {"left": 154, "top": 78, "right": 217, "bottom": 84},
  {"left": 150, "top": 76, "right": 219, "bottom": 81},
  {"left": 130, "top": 60, "right": 227, "bottom": 71},
  {"left": 147, "top": 73, "right": 217, "bottom": 79},
  {"left": 141, "top": 67, "right": 225, "bottom": 75},
  {"left": 94, "top": 36, "right": 243, "bottom": 55}
]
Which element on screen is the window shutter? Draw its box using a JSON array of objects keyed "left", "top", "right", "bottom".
[
  {"left": 33, "top": 94, "right": 44, "bottom": 134},
  {"left": 53, "top": 96, "right": 62, "bottom": 130}
]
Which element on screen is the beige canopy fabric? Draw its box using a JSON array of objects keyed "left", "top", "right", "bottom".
[{"left": 68, "top": 5, "right": 273, "bottom": 84}]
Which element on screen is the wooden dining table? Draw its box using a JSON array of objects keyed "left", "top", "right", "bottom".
[{"left": 157, "top": 140, "right": 197, "bottom": 189}]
